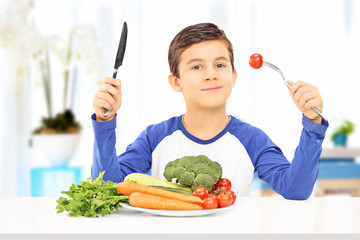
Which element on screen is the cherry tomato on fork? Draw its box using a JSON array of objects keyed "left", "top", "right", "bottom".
[{"left": 249, "top": 53, "right": 263, "bottom": 69}]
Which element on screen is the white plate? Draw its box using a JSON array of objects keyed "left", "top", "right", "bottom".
[{"left": 120, "top": 201, "right": 238, "bottom": 217}]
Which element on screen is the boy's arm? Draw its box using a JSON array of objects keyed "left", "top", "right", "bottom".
[
  {"left": 91, "top": 113, "right": 119, "bottom": 181},
  {"left": 254, "top": 115, "right": 328, "bottom": 200},
  {"left": 91, "top": 114, "right": 152, "bottom": 182}
]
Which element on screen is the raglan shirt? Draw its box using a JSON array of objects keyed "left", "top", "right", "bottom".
[{"left": 91, "top": 114, "right": 328, "bottom": 200}]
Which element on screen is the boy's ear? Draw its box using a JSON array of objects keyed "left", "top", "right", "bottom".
[
  {"left": 232, "top": 69, "right": 237, "bottom": 87},
  {"left": 168, "top": 73, "right": 182, "bottom": 92}
]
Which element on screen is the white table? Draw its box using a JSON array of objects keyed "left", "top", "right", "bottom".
[{"left": 0, "top": 196, "right": 359, "bottom": 239}]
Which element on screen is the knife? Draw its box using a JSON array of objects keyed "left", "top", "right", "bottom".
[{"left": 103, "top": 21, "right": 128, "bottom": 117}]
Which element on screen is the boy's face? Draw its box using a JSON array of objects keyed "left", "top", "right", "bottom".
[{"left": 169, "top": 40, "right": 237, "bottom": 110}]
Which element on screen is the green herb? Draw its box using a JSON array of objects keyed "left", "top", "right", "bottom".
[{"left": 56, "top": 171, "right": 129, "bottom": 217}]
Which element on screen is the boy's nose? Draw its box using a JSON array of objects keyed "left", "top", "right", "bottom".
[{"left": 204, "top": 68, "right": 217, "bottom": 81}]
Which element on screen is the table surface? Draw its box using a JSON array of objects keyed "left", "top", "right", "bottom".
[{"left": 1, "top": 196, "right": 359, "bottom": 235}]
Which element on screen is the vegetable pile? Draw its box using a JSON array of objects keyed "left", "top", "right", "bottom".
[
  {"left": 56, "top": 155, "right": 236, "bottom": 217},
  {"left": 163, "top": 155, "right": 222, "bottom": 192}
]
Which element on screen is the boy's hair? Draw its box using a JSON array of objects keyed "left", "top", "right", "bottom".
[{"left": 168, "top": 22, "right": 235, "bottom": 78}]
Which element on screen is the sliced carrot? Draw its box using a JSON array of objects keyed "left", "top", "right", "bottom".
[
  {"left": 117, "top": 181, "right": 203, "bottom": 204},
  {"left": 129, "top": 192, "right": 202, "bottom": 211}
]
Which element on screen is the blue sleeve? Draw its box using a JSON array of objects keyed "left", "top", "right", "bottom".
[
  {"left": 91, "top": 114, "right": 152, "bottom": 182},
  {"left": 248, "top": 115, "right": 328, "bottom": 200}
]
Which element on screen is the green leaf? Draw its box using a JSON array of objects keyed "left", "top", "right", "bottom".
[{"left": 55, "top": 171, "right": 129, "bottom": 217}]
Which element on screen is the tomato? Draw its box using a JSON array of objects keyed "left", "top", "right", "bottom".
[
  {"left": 210, "top": 186, "right": 215, "bottom": 195},
  {"left": 229, "top": 190, "right": 237, "bottom": 205},
  {"left": 217, "top": 191, "right": 233, "bottom": 208},
  {"left": 192, "top": 186, "right": 209, "bottom": 200},
  {"left": 249, "top": 53, "right": 263, "bottom": 69},
  {"left": 202, "top": 195, "right": 218, "bottom": 209},
  {"left": 215, "top": 178, "right": 232, "bottom": 192}
]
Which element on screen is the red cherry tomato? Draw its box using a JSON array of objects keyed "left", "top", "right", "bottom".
[
  {"left": 217, "top": 191, "right": 233, "bottom": 208},
  {"left": 192, "top": 186, "right": 209, "bottom": 200},
  {"left": 229, "top": 190, "right": 237, "bottom": 205},
  {"left": 215, "top": 178, "right": 232, "bottom": 192},
  {"left": 202, "top": 195, "right": 218, "bottom": 209},
  {"left": 210, "top": 186, "right": 215, "bottom": 195},
  {"left": 249, "top": 53, "right": 263, "bottom": 69}
]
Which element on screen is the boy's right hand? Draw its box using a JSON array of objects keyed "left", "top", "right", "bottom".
[{"left": 93, "top": 77, "right": 122, "bottom": 121}]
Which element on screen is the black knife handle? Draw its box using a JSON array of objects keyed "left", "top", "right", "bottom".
[{"left": 102, "top": 69, "right": 118, "bottom": 117}]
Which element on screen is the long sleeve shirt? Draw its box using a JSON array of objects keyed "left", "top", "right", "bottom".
[{"left": 91, "top": 114, "right": 328, "bottom": 200}]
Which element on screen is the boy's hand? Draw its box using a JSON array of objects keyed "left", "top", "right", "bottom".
[
  {"left": 287, "top": 80, "right": 323, "bottom": 124},
  {"left": 93, "top": 77, "right": 122, "bottom": 121}
]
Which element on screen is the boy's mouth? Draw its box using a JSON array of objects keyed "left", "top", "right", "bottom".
[{"left": 201, "top": 86, "right": 221, "bottom": 92}]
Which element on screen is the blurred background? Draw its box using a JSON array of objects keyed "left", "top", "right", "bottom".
[{"left": 1, "top": 0, "right": 360, "bottom": 197}]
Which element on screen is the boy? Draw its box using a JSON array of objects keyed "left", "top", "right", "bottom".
[{"left": 92, "top": 23, "right": 328, "bottom": 200}]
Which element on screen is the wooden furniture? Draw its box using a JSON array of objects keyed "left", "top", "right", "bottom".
[
  {"left": 317, "top": 179, "right": 360, "bottom": 197},
  {"left": 317, "top": 147, "right": 360, "bottom": 197}
]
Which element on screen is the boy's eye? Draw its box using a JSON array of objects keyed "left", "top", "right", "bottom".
[
  {"left": 216, "top": 64, "right": 225, "bottom": 68},
  {"left": 192, "top": 65, "right": 202, "bottom": 70}
]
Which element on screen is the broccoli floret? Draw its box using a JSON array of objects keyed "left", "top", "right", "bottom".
[
  {"left": 196, "top": 155, "right": 212, "bottom": 164},
  {"left": 163, "top": 166, "right": 175, "bottom": 181},
  {"left": 193, "top": 162, "right": 222, "bottom": 182},
  {"left": 192, "top": 173, "right": 215, "bottom": 192},
  {"left": 178, "top": 156, "right": 197, "bottom": 167},
  {"left": 209, "top": 161, "right": 222, "bottom": 179},
  {"left": 163, "top": 155, "right": 223, "bottom": 191},
  {"left": 173, "top": 166, "right": 186, "bottom": 178},
  {"left": 193, "top": 162, "right": 211, "bottom": 174},
  {"left": 178, "top": 171, "right": 195, "bottom": 187},
  {"left": 168, "top": 158, "right": 181, "bottom": 168}
]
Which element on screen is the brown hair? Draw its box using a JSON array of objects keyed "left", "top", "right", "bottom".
[{"left": 168, "top": 23, "right": 235, "bottom": 78}]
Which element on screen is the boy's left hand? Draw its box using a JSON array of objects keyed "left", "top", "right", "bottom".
[{"left": 287, "top": 80, "right": 323, "bottom": 124}]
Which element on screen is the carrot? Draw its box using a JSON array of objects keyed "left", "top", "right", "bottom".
[
  {"left": 117, "top": 182, "right": 203, "bottom": 204},
  {"left": 129, "top": 192, "right": 202, "bottom": 211}
]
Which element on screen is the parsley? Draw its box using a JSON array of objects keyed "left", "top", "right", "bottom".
[{"left": 56, "top": 171, "right": 129, "bottom": 217}]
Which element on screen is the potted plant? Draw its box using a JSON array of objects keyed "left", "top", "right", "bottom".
[
  {"left": 0, "top": 1, "right": 102, "bottom": 166},
  {"left": 331, "top": 120, "right": 356, "bottom": 147},
  {"left": 29, "top": 25, "right": 102, "bottom": 166},
  {"left": 32, "top": 110, "right": 81, "bottom": 166}
]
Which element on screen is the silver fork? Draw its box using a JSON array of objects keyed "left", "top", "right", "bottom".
[{"left": 262, "top": 61, "right": 327, "bottom": 122}]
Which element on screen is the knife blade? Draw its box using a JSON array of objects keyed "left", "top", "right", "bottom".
[{"left": 103, "top": 21, "right": 128, "bottom": 117}]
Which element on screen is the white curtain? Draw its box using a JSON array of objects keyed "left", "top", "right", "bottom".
[{"left": 1, "top": 0, "right": 360, "bottom": 196}]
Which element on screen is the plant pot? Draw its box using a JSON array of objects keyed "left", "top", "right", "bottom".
[
  {"left": 333, "top": 133, "right": 347, "bottom": 147},
  {"left": 32, "top": 133, "right": 81, "bottom": 166}
]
